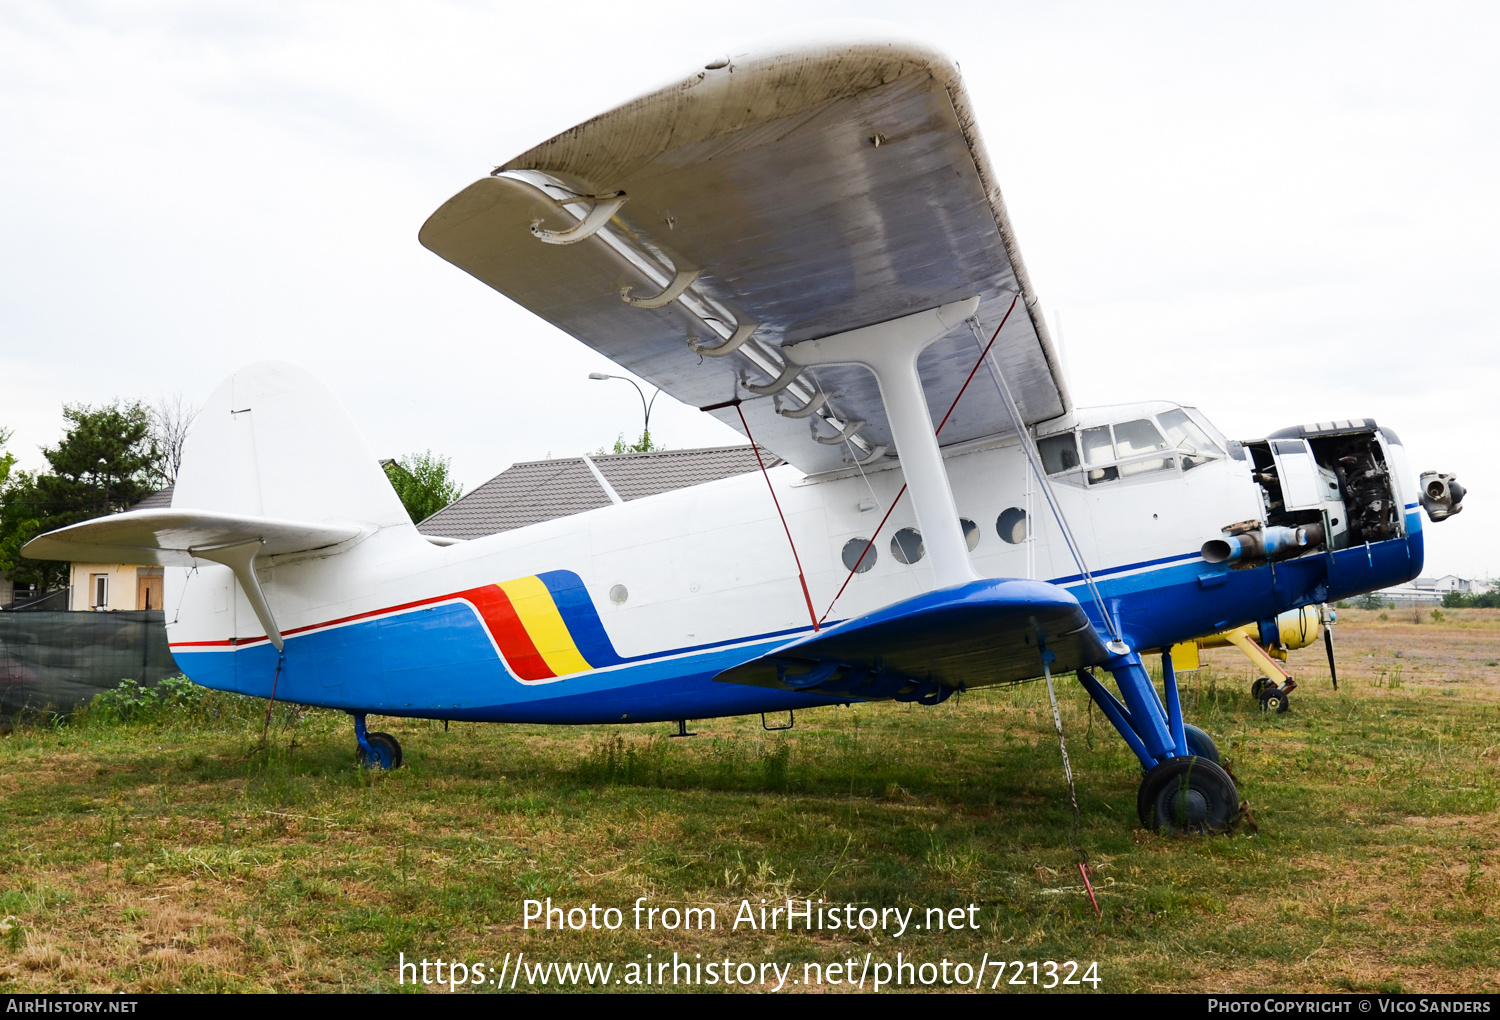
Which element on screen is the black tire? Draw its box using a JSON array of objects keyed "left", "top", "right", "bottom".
[
  {"left": 357, "top": 731, "right": 404, "bottom": 770},
  {"left": 1250, "top": 677, "right": 1269, "bottom": 699},
  {"left": 1182, "top": 724, "right": 1220, "bottom": 764},
  {"left": 1137, "top": 756, "right": 1239, "bottom": 834},
  {"left": 1259, "top": 687, "right": 1290, "bottom": 714}
]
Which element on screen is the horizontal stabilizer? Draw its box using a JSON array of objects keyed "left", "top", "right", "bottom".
[
  {"left": 715, "top": 578, "right": 1108, "bottom": 701},
  {"left": 22, "top": 509, "right": 362, "bottom": 567}
]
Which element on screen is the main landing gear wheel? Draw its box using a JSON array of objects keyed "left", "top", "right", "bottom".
[
  {"left": 1250, "top": 677, "right": 1270, "bottom": 699},
  {"left": 1137, "top": 756, "right": 1239, "bottom": 834},
  {"left": 1183, "top": 724, "right": 1220, "bottom": 764},
  {"left": 357, "top": 731, "right": 403, "bottom": 770}
]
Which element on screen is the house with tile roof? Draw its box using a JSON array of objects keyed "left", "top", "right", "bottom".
[
  {"left": 418, "top": 445, "right": 779, "bottom": 541},
  {"left": 66, "top": 486, "right": 174, "bottom": 611}
]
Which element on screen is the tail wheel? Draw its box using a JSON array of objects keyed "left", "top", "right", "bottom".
[
  {"left": 1138, "top": 756, "right": 1239, "bottom": 834},
  {"left": 358, "top": 731, "right": 404, "bottom": 770},
  {"left": 1259, "top": 687, "right": 1291, "bottom": 714}
]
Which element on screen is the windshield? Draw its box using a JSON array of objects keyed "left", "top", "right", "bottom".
[
  {"left": 1158, "top": 408, "right": 1218, "bottom": 471},
  {"left": 1182, "top": 407, "right": 1227, "bottom": 451}
]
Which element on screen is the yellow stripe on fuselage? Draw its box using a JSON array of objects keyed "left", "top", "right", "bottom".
[{"left": 497, "top": 576, "right": 593, "bottom": 676}]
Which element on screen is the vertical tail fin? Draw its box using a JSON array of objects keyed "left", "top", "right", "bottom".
[{"left": 174, "top": 362, "right": 410, "bottom": 528}]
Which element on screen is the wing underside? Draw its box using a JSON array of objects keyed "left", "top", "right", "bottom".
[
  {"left": 419, "top": 36, "right": 1070, "bottom": 475},
  {"left": 715, "top": 578, "right": 1107, "bottom": 698}
]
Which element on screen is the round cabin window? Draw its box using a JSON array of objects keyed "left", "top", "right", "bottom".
[
  {"left": 609, "top": 584, "right": 629, "bottom": 604},
  {"left": 841, "top": 538, "right": 876, "bottom": 573},
  {"left": 891, "top": 527, "right": 925, "bottom": 565},
  {"left": 997, "top": 507, "right": 1029, "bottom": 545},
  {"left": 960, "top": 517, "right": 980, "bottom": 551}
]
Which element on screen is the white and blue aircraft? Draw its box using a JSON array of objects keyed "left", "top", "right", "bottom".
[{"left": 25, "top": 33, "right": 1465, "bottom": 832}]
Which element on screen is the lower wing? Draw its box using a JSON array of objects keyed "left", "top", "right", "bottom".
[{"left": 715, "top": 578, "right": 1107, "bottom": 703}]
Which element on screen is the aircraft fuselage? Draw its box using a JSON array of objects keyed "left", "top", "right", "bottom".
[{"left": 165, "top": 400, "right": 1421, "bottom": 725}]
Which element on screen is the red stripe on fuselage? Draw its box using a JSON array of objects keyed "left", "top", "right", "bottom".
[{"left": 464, "top": 584, "right": 555, "bottom": 681}]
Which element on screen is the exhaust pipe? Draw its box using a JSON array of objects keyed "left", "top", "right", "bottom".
[{"left": 1202, "top": 523, "right": 1325, "bottom": 565}]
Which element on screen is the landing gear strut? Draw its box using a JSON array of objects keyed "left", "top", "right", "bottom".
[
  {"left": 1078, "top": 647, "right": 1239, "bottom": 833},
  {"left": 353, "top": 713, "right": 403, "bottom": 770}
]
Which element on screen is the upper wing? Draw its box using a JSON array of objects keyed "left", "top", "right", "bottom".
[
  {"left": 715, "top": 578, "right": 1107, "bottom": 697},
  {"left": 21, "top": 509, "right": 362, "bottom": 567},
  {"left": 419, "top": 33, "right": 1069, "bottom": 474}
]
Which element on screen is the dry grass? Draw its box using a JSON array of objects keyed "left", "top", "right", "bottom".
[{"left": 0, "top": 611, "right": 1496, "bottom": 993}]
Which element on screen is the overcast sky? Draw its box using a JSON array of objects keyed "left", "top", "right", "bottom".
[{"left": 1, "top": 1, "right": 1494, "bottom": 579}]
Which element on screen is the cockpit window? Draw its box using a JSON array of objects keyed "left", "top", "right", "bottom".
[
  {"left": 1038, "top": 433, "right": 1079, "bottom": 474},
  {"left": 1158, "top": 409, "right": 1218, "bottom": 471},
  {"left": 1113, "top": 419, "right": 1173, "bottom": 478},
  {"left": 1038, "top": 409, "right": 1220, "bottom": 484},
  {"left": 1181, "top": 407, "right": 1227, "bottom": 452},
  {"left": 1113, "top": 419, "right": 1168, "bottom": 457},
  {"left": 1081, "top": 426, "right": 1114, "bottom": 465},
  {"left": 1080, "top": 426, "right": 1119, "bottom": 483}
]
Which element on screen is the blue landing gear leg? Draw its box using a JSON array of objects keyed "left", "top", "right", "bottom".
[
  {"left": 353, "top": 713, "right": 403, "bottom": 770},
  {"left": 1077, "top": 648, "right": 1237, "bottom": 833}
]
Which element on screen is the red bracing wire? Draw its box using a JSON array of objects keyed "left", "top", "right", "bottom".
[
  {"left": 818, "top": 293, "right": 1021, "bottom": 624},
  {"left": 1079, "top": 862, "right": 1102, "bottom": 918},
  {"left": 259, "top": 653, "right": 284, "bottom": 747},
  {"left": 736, "top": 403, "right": 820, "bottom": 633}
]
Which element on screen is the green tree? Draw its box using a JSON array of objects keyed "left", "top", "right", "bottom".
[
  {"left": 384, "top": 451, "right": 464, "bottom": 525},
  {"left": 0, "top": 403, "right": 160, "bottom": 590},
  {"left": 0, "top": 427, "right": 13, "bottom": 492},
  {"left": 594, "top": 430, "right": 663, "bottom": 455},
  {"left": 1441, "top": 590, "right": 1499, "bottom": 609}
]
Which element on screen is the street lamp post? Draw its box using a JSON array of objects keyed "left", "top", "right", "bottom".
[{"left": 588, "top": 372, "right": 660, "bottom": 449}]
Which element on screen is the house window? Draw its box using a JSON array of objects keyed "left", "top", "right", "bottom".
[{"left": 91, "top": 574, "right": 109, "bottom": 610}]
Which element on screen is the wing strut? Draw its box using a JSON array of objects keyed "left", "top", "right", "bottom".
[
  {"left": 786, "top": 296, "right": 980, "bottom": 588},
  {"left": 814, "top": 293, "right": 1020, "bottom": 621},
  {"left": 193, "top": 540, "right": 284, "bottom": 651}
]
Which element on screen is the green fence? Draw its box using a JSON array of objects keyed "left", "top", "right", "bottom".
[{"left": 0, "top": 610, "right": 180, "bottom": 717}]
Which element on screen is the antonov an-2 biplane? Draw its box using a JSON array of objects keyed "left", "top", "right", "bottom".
[{"left": 26, "top": 33, "right": 1466, "bottom": 832}]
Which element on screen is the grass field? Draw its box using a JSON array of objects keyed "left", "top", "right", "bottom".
[{"left": 0, "top": 608, "right": 1496, "bottom": 993}]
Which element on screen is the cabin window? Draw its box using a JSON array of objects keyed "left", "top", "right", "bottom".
[
  {"left": 960, "top": 518, "right": 980, "bottom": 551},
  {"left": 609, "top": 584, "right": 629, "bottom": 604},
  {"left": 841, "top": 538, "right": 877, "bottom": 573},
  {"left": 890, "top": 527, "right": 925, "bottom": 565},
  {"left": 997, "top": 507, "right": 1029, "bottom": 544},
  {"left": 1038, "top": 433, "right": 1079, "bottom": 474}
]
